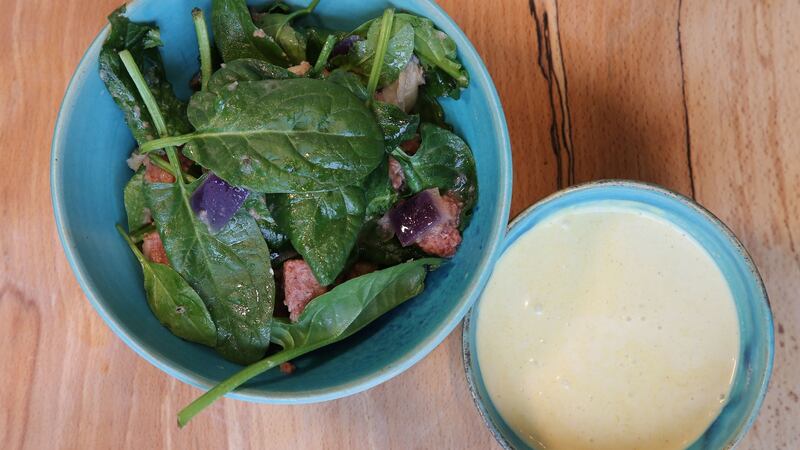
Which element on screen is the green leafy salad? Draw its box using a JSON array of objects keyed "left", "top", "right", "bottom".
[{"left": 102, "top": 0, "right": 477, "bottom": 425}]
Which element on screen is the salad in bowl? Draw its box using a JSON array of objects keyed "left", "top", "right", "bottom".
[{"left": 101, "top": 0, "right": 478, "bottom": 425}]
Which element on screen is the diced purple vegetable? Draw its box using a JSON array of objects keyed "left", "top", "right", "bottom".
[
  {"left": 387, "top": 188, "right": 447, "bottom": 247},
  {"left": 333, "top": 35, "right": 362, "bottom": 57},
  {"left": 190, "top": 173, "right": 250, "bottom": 231}
]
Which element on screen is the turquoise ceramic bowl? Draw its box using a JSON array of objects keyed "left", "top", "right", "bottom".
[
  {"left": 463, "top": 180, "right": 773, "bottom": 449},
  {"left": 51, "top": 0, "right": 511, "bottom": 403}
]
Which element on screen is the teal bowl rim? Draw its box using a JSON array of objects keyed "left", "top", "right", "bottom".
[
  {"left": 462, "top": 179, "right": 774, "bottom": 449},
  {"left": 50, "top": 0, "right": 513, "bottom": 404}
]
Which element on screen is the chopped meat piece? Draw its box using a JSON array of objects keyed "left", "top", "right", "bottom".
[
  {"left": 288, "top": 61, "right": 312, "bottom": 76},
  {"left": 416, "top": 194, "right": 463, "bottom": 258},
  {"left": 375, "top": 57, "right": 425, "bottom": 113},
  {"left": 143, "top": 153, "right": 193, "bottom": 184},
  {"left": 400, "top": 134, "right": 421, "bottom": 155},
  {"left": 388, "top": 156, "right": 405, "bottom": 192},
  {"left": 283, "top": 259, "right": 328, "bottom": 322},
  {"left": 280, "top": 362, "right": 296, "bottom": 374},
  {"left": 144, "top": 156, "right": 175, "bottom": 183},
  {"left": 441, "top": 193, "right": 462, "bottom": 219},
  {"left": 417, "top": 225, "right": 462, "bottom": 258},
  {"left": 142, "top": 231, "right": 170, "bottom": 265},
  {"left": 346, "top": 262, "right": 378, "bottom": 280}
]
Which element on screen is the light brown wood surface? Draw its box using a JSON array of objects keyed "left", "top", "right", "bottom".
[{"left": 1, "top": 0, "right": 798, "bottom": 448}]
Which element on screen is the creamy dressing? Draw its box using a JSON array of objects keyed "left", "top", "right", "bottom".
[{"left": 476, "top": 203, "right": 739, "bottom": 450}]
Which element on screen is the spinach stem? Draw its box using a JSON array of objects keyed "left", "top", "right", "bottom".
[
  {"left": 177, "top": 345, "right": 313, "bottom": 427},
  {"left": 312, "top": 34, "right": 336, "bottom": 76},
  {"left": 148, "top": 155, "right": 174, "bottom": 175},
  {"left": 116, "top": 224, "right": 146, "bottom": 263},
  {"left": 366, "top": 9, "right": 395, "bottom": 104},
  {"left": 276, "top": 0, "right": 321, "bottom": 37},
  {"left": 129, "top": 223, "right": 156, "bottom": 244},
  {"left": 191, "top": 8, "right": 212, "bottom": 92},
  {"left": 140, "top": 134, "right": 194, "bottom": 154},
  {"left": 118, "top": 50, "right": 168, "bottom": 136},
  {"left": 290, "top": 0, "right": 321, "bottom": 19},
  {"left": 440, "top": 63, "right": 467, "bottom": 87},
  {"left": 118, "top": 50, "right": 184, "bottom": 182}
]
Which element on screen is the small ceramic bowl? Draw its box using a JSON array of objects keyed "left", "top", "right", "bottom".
[
  {"left": 463, "top": 180, "right": 773, "bottom": 449},
  {"left": 51, "top": 0, "right": 511, "bottom": 403}
]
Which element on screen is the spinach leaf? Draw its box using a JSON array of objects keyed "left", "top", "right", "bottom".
[
  {"left": 394, "top": 13, "right": 469, "bottom": 88},
  {"left": 254, "top": 13, "right": 307, "bottom": 64},
  {"left": 115, "top": 41, "right": 274, "bottom": 364},
  {"left": 413, "top": 89, "right": 451, "bottom": 130},
  {"left": 178, "top": 258, "right": 441, "bottom": 427},
  {"left": 372, "top": 101, "right": 419, "bottom": 148},
  {"left": 345, "top": 18, "right": 414, "bottom": 88},
  {"left": 390, "top": 123, "right": 477, "bottom": 214},
  {"left": 260, "top": 1, "right": 292, "bottom": 14},
  {"left": 362, "top": 158, "right": 397, "bottom": 220},
  {"left": 116, "top": 225, "right": 217, "bottom": 347},
  {"left": 272, "top": 186, "right": 366, "bottom": 285},
  {"left": 144, "top": 78, "right": 384, "bottom": 193},
  {"left": 123, "top": 168, "right": 150, "bottom": 231},
  {"left": 303, "top": 28, "right": 348, "bottom": 63},
  {"left": 206, "top": 58, "right": 295, "bottom": 94},
  {"left": 98, "top": 6, "right": 191, "bottom": 144},
  {"left": 211, "top": 0, "right": 290, "bottom": 66},
  {"left": 328, "top": 66, "right": 426, "bottom": 148},
  {"left": 326, "top": 69, "right": 368, "bottom": 100},
  {"left": 350, "top": 17, "right": 376, "bottom": 37},
  {"left": 243, "top": 193, "right": 289, "bottom": 251},
  {"left": 146, "top": 176, "right": 275, "bottom": 364},
  {"left": 271, "top": 258, "right": 441, "bottom": 349},
  {"left": 422, "top": 66, "right": 461, "bottom": 99},
  {"left": 351, "top": 13, "right": 469, "bottom": 89},
  {"left": 358, "top": 220, "right": 426, "bottom": 266}
]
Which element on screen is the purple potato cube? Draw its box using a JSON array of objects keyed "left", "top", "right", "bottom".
[
  {"left": 388, "top": 189, "right": 446, "bottom": 247},
  {"left": 333, "top": 35, "right": 362, "bottom": 57},
  {"left": 190, "top": 173, "right": 250, "bottom": 231}
]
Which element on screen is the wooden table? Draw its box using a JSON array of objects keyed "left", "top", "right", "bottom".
[{"left": 1, "top": 0, "right": 798, "bottom": 448}]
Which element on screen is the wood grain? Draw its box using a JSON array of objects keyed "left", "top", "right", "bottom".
[
  {"left": 680, "top": 2, "right": 800, "bottom": 447},
  {"left": 0, "top": 0, "right": 798, "bottom": 448}
]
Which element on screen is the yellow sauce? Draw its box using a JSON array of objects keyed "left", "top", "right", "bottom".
[{"left": 476, "top": 203, "right": 739, "bottom": 450}]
